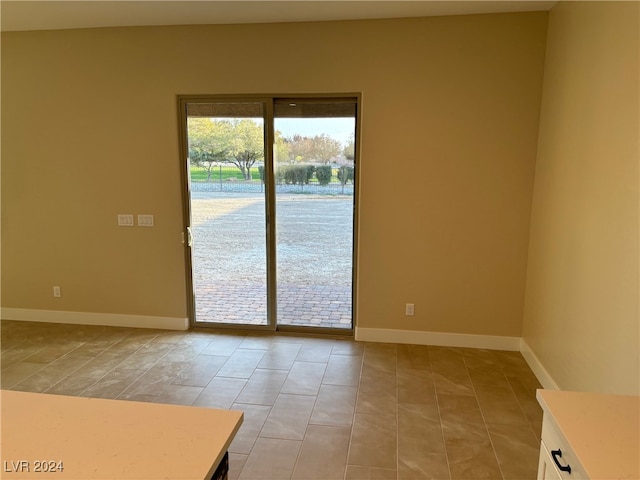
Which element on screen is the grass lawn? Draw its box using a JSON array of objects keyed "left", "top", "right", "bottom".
[{"left": 190, "top": 166, "right": 261, "bottom": 182}]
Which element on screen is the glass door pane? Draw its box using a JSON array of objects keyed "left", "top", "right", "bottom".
[
  {"left": 274, "top": 100, "right": 356, "bottom": 330},
  {"left": 186, "top": 102, "right": 270, "bottom": 327}
]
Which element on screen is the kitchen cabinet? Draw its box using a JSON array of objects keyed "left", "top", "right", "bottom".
[{"left": 536, "top": 389, "right": 639, "bottom": 480}]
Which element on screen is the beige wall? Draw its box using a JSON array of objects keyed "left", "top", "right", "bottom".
[
  {"left": 523, "top": 2, "right": 639, "bottom": 395},
  {"left": 1, "top": 13, "right": 548, "bottom": 336}
]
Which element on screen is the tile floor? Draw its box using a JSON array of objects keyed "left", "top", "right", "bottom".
[{"left": 0, "top": 320, "right": 543, "bottom": 479}]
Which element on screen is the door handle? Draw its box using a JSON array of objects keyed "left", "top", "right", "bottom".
[
  {"left": 186, "top": 226, "right": 193, "bottom": 247},
  {"left": 551, "top": 449, "right": 572, "bottom": 474}
]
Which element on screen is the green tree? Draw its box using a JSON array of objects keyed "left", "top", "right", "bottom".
[
  {"left": 282, "top": 134, "right": 311, "bottom": 164},
  {"left": 312, "top": 134, "right": 342, "bottom": 164},
  {"left": 188, "top": 118, "right": 264, "bottom": 181},
  {"left": 274, "top": 130, "right": 290, "bottom": 164},
  {"left": 343, "top": 133, "right": 355, "bottom": 161},
  {"left": 187, "top": 118, "right": 227, "bottom": 181},
  {"left": 224, "top": 119, "right": 264, "bottom": 180},
  {"left": 315, "top": 165, "right": 333, "bottom": 185},
  {"left": 282, "top": 134, "right": 342, "bottom": 164},
  {"left": 337, "top": 165, "right": 354, "bottom": 194}
]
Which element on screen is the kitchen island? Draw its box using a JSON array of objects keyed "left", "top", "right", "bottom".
[{"left": 1, "top": 390, "right": 243, "bottom": 479}]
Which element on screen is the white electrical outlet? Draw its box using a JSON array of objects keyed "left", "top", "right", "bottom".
[
  {"left": 405, "top": 303, "right": 414, "bottom": 316},
  {"left": 137, "top": 214, "right": 154, "bottom": 227},
  {"left": 53, "top": 286, "right": 61, "bottom": 298},
  {"left": 117, "top": 214, "right": 134, "bottom": 227}
]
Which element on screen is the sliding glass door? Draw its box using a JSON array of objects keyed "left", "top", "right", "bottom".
[
  {"left": 179, "top": 96, "right": 358, "bottom": 333},
  {"left": 274, "top": 100, "right": 356, "bottom": 329}
]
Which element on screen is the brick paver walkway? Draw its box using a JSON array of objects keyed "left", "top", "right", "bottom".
[{"left": 195, "top": 283, "right": 352, "bottom": 329}]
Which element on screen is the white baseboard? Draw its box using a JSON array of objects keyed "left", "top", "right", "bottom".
[
  {"left": 355, "top": 327, "right": 521, "bottom": 351},
  {"left": 520, "top": 338, "right": 559, "bottom": 390},
  {"left": 1, "top": 308, "right": 189, "bottom": 331}
]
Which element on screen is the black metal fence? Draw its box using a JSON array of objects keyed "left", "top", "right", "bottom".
[{"left": 191, "top": 164, "right": 355, "bottom": 195}]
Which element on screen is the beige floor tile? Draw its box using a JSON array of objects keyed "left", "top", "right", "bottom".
[
  {"left": 362, "top": 343, "right": 397, "bottom": 374},
  {"left": 238, "top": 437, "right": 301, "bottom": 480},
  {"left": 235, "top": 369, "right": 289, "bottom": 405},
  {"left": 360, "top": 364, "right": 396, "bottom": 391},
  {"left": 71, "top": 350, "right": 132, "bottom": 378},
  {"left": 437, "top": 394, "right": 485, "bottom": 425},
  {"left": 529, "top": 416, "right": 543, "bottom": 440},
  {"left": 258, "top": 343, "right": 302, "bottom": 370},
  {"left": 398, "top": 369, "right": 436, "bottom": 404},
  {"left": 216, "top": 349, "right": 266, "bottom": 379},
  {"left": 0, "top": 362, "right": 45, "bottom": 388},
  {"left": 61, "top": 342, "right": 109, "bottom": 358},
  {"left": 260, "top": 393, "right": 316, "bottom": 440},
  {"left": 194, "top": 377, "right": 247, "bottom": 409},
  {"left": 201, "top": 334, "right": 246, "bottom": 356},
  {"left": 1, "top": 345, "right": 45, "bottom": 369},
  {"left": 323, "top": 354, "right": 363, "bottom": 386},
  {"left": 433, "top": 371, "right": 475, "bottom": 396},
  {"left": 229, "top": 404, "right": 272, "bottom": 454},
  {"left": 466, "top": 363, "right": 511, "bottom": 387},
  {"left": 81, "top": 368, "right": 145, "bottom": 399},
  {"left": 22, "top": 342, "right": 83, "bottom": 364},
  {"left": 310, "top": 384, "right": 357, "bottom": 427},
  {"left": 295, "top": 340, "right": 334, "bottom": 363},
  {"left": 177, "top": 333, "right": 215, "bottom": 349},
  {"left": 357, "top": 374, "right": 397, "bottom": 415},
  {"left": 345, "top": 465, "right": 397, "bottom": 479},
  {"left": 14, "top": 360, "right": 86, "bottom": 391},
  {"left": 447, "top": 443, "right": 503, "bottom": 480},
  {"left": 239, "top": 334, "right": 274, "bottom": 350},
  {"left": 117, "top": 393, "right": 157, "bottom": 402},
  {"left": 487, "top": 423, "right": 540, "bottom": 479},
  {"left": 348, "top": 413, "right": 397, "bottom": 469},
  {"left": 281, "top": 361, "right": 326, "bottom": 395},
  {"left": 155, "top": 384, "right": 204, "bottom": 405},
  {"left": 494, "top": 351, "right": 533, "bottom": 375},
  {"left": 397, "top": 344, "right": 431, "bottom": 371},
  {"left": 46, "top": 354, "right": 95, "bottom": 378},
  {"left": 332, "top": 340, "right": 364, "bottom": 356},
  {"left": 430, "top": 356, "right": 469, "bottom": 380},
  {"left": 149, "top": 331, "right": 190, "bottom": 345},
  {"left": 46, "top": 375, "right": 99, "bottom": 396},
  {"left": 172, "top": 354, "right": 227, "bottom": 387},
  {"left": 428, "top": 347, "right": 466, "bottom": 372},
  {"left": 398, "top": 403, "right": 445, "bottom": 455},
  {"left": 159, "top": 343, "right": 206, "bottom": 364},
  {"left": 458, "top": 347, "right": 498, "bottom": 365},
  {"left": 123, "top": 363, "right": 185, "bottom": 396},
  {"left": 292, "top": 425, "right": 350, "bottom": 479},
  {"left": 111, "top": 333, "right": 158, "bottom": 352},
  {"left": 442, "top": 420, "right": 502, "bottom": 480},
  {"left": 115, "top": 343, "right": 172, "bottom": 370},
  {"left": 509, "top": 378, "right": 544, "bottom": 437},
  {"left": 474, "top": 384, "right": 529, "bottom": 425},
  {"left": 398, "top": 453, "right": 450, "bottom": 480},
  {"left": 229, "top": 453, "right": 248, "bottom": 480}
]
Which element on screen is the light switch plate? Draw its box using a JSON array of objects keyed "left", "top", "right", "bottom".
[
  {"left": 117, "top": 214, "right": 134, "bottom": 226},
  {"left": 137, "top": 214, "right": 154, "bottom": 227}
]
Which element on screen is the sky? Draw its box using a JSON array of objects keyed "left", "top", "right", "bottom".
[{"left": 275, "top": 118, "right": 355, "bottom": 147}]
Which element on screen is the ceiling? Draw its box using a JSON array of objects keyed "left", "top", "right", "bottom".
[{"left": 1, "top": 1, "right": 557, "bottom": 32}]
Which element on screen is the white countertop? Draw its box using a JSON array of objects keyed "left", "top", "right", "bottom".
[
  {"left": 537, "top": 389, "right": 640, "bottom": 480},
  {"left": 1, "top": 390, "right": 243, "bottom": 479}
]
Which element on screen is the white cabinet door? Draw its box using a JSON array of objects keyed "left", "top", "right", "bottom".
[{"left": 537, "top": 444, "right": 562, "bottom": 480}]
